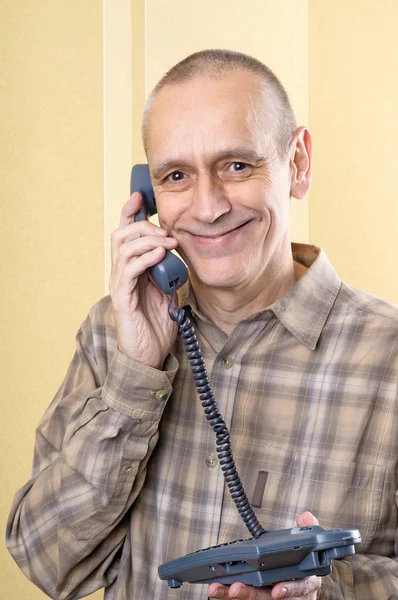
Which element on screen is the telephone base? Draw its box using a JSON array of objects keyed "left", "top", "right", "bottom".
[{"left": 158, "top": 526, "right": 361, "bottom": 589}]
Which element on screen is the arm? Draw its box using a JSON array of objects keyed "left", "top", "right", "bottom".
[
  {"left": 7, "top": 189, "right": 182, "bottom": 600},
  {"left": 6, "top": 304, "right": 178, "bottom": 600}
]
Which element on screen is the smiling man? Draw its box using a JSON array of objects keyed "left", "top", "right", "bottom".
[
  {"left": 7, "top": 50, "right": 398, "bottom": 600},
  {"left": 145, "top": 68, "right": 309, "bottom": 338}
]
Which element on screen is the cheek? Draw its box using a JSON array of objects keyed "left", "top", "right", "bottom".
[
  {"left": 224, "top": 178, "right": 274, "bottom": 213},
  {"left": 253, "top": 183, "right": 289, "bottom": 226},
  {"left": 155, "top": 194, "right": 182, "bottom": 231}
]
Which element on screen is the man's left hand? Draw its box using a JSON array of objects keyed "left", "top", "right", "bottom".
[{"left": 207, "top": 512, "right": 322, "bottom": 600}]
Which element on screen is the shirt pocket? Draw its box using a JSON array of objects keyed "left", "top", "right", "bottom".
[{"left": 251, "top": 447, "right": 386, "bottom": 553}]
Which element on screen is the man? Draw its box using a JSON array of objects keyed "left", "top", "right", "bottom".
[{"left": 7, "top": 50, "right": 398, "bottom": 600}]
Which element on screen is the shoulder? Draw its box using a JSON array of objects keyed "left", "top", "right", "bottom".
[
  {"left": 87, "top": 294, "right": 115, "bottom": 328},
  {"left": 334, "top": 283, "right": 398, "bottom": 372},
  {"left": 339, "top": 282, "right": 398, "bottom": 327}
]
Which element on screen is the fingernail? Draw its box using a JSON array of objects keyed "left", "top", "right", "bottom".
[
  {"left": 211, "top": 590, "right": 224, "bottom": 598},
  {"left": 277, "top": 588, "right": 288, "bottom": 598},
  {"left": 232, "top": 587, "right": 246, "bottom": 599},
  {"left": 155, "top": 227, "right": 167, "bottom": 235}
]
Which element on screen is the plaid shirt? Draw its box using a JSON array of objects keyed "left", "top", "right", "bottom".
[{"left": 7, "top": 244, "right": 398, "bottom": 600}]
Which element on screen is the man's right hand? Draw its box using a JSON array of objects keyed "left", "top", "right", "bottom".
[{"left": 109, "top": 192, "right": 179, "bottom": 369}]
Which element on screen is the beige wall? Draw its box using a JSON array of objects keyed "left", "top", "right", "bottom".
[
  {"left": 2, "top": 2, "right": 398, "bottom": 600},
  {"left": 1, "top": 1, "right": 104, "bottom": 599},
  {"left": 309, "top": 0, "right": 398, "bottom": 303}
]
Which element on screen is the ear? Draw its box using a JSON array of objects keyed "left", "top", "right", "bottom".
[{"left": 289, "top": 126, "right": 313, "bottom": 199}]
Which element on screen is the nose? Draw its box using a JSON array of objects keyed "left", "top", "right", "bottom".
[{"left": 189, "top": 172, "right": 231, "bottom": 223}]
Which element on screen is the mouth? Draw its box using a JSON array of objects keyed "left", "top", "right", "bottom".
[{"left": 187, "top": 220, "right": 252, "bottom": 246}]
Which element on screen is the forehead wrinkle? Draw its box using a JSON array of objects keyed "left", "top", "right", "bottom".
[
  {"left": 246, "top": 83, "right": 278, "bottom": 158},
  {"left": 148, "top": 73, "right": 280, "bottom": 176},
  {"left": 151, "top": 114, "right": 264, "bottom": 177}
]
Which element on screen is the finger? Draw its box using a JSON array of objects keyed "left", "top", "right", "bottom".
[
  {"left": 208, "top": 583, "right": 232, "bottom": 598},
  {"left": 295, "top": 512, "right": 319, "bottom": 528},
  {"left": 271, "top": 576, "right": 321, "bottom": 599},
  {"left": 229, "top": 582, "right": 271, "bottom": 599},
  {"left": 111, "top": 222, "right": 168, "bottom": 265},
  {"left": 119, "top": 192, "right": 142, "bottom": 228},
  {"left": 116, "top": 235, "right": 177, "bottom": 266},
  {"left": 111, "top": 247, "right": 167, "bottom": 298},
  {"left": 274, "top": 593, "right": 318, "bottom": 600},
  {"left": 112, "top": 236, "right": 177, "bottom": 285}
]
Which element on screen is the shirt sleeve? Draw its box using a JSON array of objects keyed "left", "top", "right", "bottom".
[
  {"left": 6, "top": 303, "right": 179, "bottom": 600},
  {"left": 319, "top": 521, "right": 398, "bottom": 598}
]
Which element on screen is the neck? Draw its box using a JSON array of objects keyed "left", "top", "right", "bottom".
[{"left": 191, "top": 250, "right": 306, "bottom": 337}]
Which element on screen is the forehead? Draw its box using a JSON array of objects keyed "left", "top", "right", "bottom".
[{"left": 145, "top": 71, "right": 273, "bottom": 165}]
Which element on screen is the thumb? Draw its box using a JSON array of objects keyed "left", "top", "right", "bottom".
[{"left": 296, "top": 511, "right": 319, "bottom": 527}]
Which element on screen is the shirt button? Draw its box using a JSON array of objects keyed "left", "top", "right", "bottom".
[
  {"left": 125, "top": 465, "right": 133, "bottom": 474},
  {"left": 155, "top": 389, "right": 168, "bottom": 401},
  {"left": 205, "top": 453, "right": 218, "bottom": 469},
  {"left": 222, "top": 357, "right": 233, "bottom": 370}
]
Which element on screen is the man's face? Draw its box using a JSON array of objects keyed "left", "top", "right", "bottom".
[{"left": 146, "top": 71, "right": 294, "bottom": 290}]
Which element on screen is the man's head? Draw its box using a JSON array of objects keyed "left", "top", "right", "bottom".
[
  {"left": 143, "top": 50, "right": 312, "bottom": 291},
  {"left": 143, "top": 49, "right": 297, "bottom": 161}
]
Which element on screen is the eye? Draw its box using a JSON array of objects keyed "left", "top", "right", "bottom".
[
  {"left": 228, "top": 162, "right": 249, "bottom": 172},
  {"left": 166, "top": 170, "right": 185, "bottom": 183}
]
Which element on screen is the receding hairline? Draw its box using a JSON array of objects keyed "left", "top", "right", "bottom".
[{"left": 142, "top": 49, "right": 297, "bottom": 158}]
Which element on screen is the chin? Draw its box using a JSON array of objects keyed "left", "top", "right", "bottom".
[{"left": 189, "top": 259, "right": 250, "bottom": 290}]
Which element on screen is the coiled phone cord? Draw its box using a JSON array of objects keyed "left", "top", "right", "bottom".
[{"left": 168, "top": 288, "right": 266, "bottom": 539}]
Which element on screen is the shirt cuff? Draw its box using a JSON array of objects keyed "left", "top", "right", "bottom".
[{"left": 102, "top": 348, "right": 179, "bottom": 420}]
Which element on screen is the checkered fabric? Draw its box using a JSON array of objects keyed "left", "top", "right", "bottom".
[{"left": 7, "top": 244, "right": 398, "bottom": 599}]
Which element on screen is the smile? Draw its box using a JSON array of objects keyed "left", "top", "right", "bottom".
[{"left": 188, "top": 220, "right": 251, "bottom": 247}]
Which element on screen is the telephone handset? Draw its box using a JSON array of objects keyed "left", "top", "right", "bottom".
[
  {"left": 130, "top": 164, "right": 188, "bottom": 294},
  {"left": 130, "top": 165, "right": 361, "bottom": 590}
]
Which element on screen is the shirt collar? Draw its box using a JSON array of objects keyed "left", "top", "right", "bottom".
[
  {"left": 177, "top": 243, "right": 341, "bottom": 350},
  {"left": 270, "top": 243, "right": 341, "bottom": 350}
]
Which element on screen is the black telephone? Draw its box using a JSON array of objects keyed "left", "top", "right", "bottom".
[{"left": 130, "top": 165, "right": 361, "bottom": 589}]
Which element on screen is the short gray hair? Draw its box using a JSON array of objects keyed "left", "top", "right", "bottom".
[{"left": 142, "top": 49, "right": 297, "bottom": 158}]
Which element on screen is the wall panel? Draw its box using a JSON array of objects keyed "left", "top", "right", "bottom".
[
  {"left": 1, "top": 2, "right": 104, "bottom": 599},
  {"left": 309, "top": 0, "right": 398, "bottom": 302}
]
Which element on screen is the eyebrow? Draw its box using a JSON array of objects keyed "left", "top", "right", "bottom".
[{"left": 151, "top": 148, "right": 264, "bottom": 182}]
